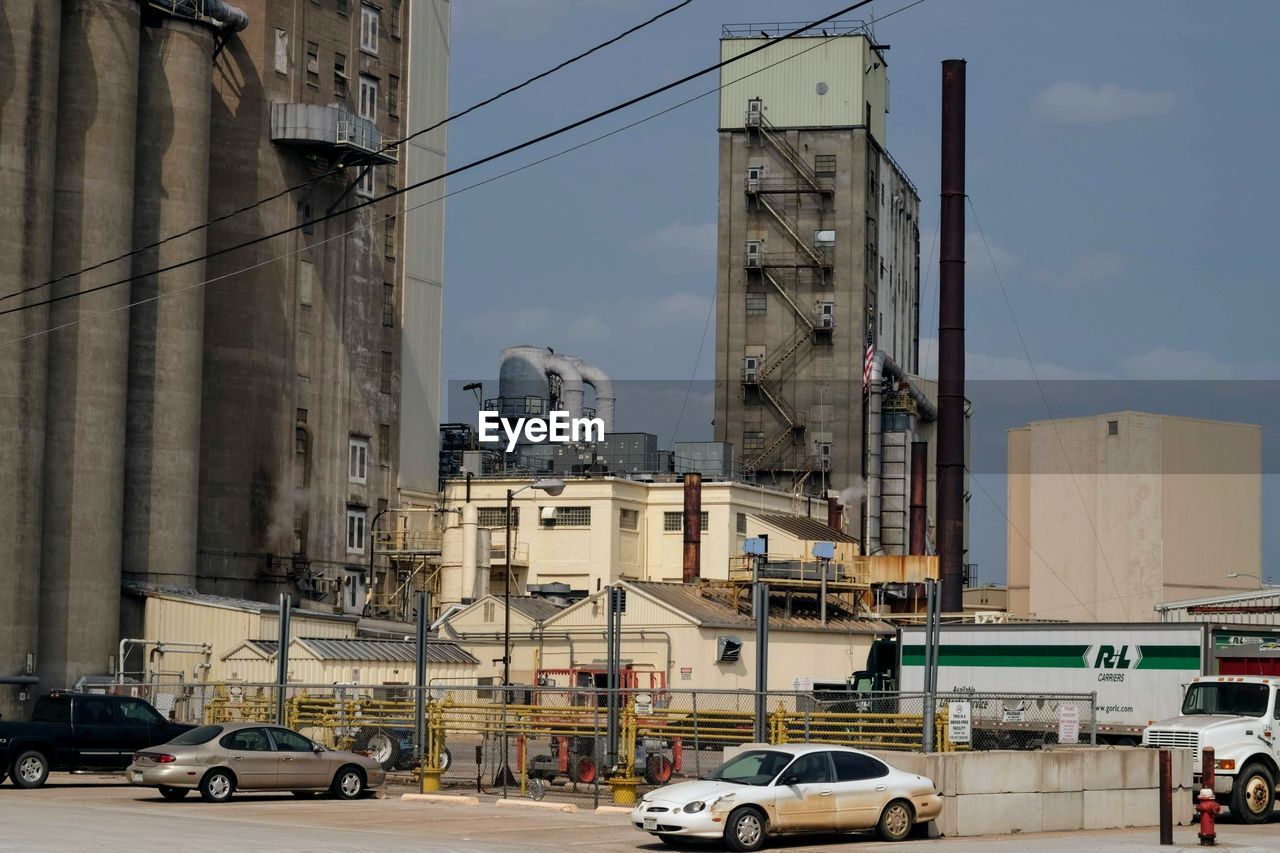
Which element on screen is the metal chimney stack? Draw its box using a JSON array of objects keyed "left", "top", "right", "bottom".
[
  {"left": 682, "top": 472, "right": 702, "bottom": 583},
  {"left": 937, "top": 60, "right": 967, "bottom": 613},
  {"left": 910, "top": 441, "right": 929, "bottom": 555},
  {"left": 826, "top": 496, "right": 842, "bottom": 533}
]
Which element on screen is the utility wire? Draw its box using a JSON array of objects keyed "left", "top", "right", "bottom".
[
  {"left": 3, "top": 0, "right": 933, "bottom": 348},
  {"left": 967, "top": 196, "right": 1127, "bottom": 619},
  {"left": 1, "top": 0, "right": 878, "bottom": 320},
  {"left": 0, "top": 0, "right": 696, "bottom": 306}
]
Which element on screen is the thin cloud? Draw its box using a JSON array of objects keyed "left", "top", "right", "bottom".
[
  {"left": 1032, "top": 252, "right": 1126, "bottom": 291},
  {"left": 917, "top": 337, "right": 1112, "bottom": 381},
  {"left": 1120, "top": 347, "right": 1280, "bottom": 380},
  {"left": 629, "top": 221, "right": 716, "bottom": 277},
  {"left": 1031, "top": 81, "right": 1176, "bottom": 124}
]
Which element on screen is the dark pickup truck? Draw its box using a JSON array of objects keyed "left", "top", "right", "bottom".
[{"left": 0, "top": 692, "right": 194, "bottom": 788}]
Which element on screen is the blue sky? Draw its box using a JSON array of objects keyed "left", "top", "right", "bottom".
[{"left": 437, "top": 0, "right": 1280, "bottom": 584}]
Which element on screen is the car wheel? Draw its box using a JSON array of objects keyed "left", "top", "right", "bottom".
[
  {"left": 1231, "top": 762, "right": 1276, "bottom": 824},
  {"left": 159, "top": 786, "right": 190, "bottom": 801},
  {"left": 878, "top": 799, "right": 914, "bottom": 842},
  {"left": 438, "top": 747, "right": 452, "bottom": 773},
  {"left": 11, "top": 750, "right": 50, "bottom": 789},
  {"left": 724, "top": 806, "right": 768, "bottom": 852},
  {"left": 331, "top": 765, "right": 365, "bottom": 800},
  {"left": 199, "top": 769, "right": 236, "bottom": 803}
]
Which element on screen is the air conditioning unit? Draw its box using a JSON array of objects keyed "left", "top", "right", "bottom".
[{"left": 716, "top": 636, "right": 743, "bottom": 663}]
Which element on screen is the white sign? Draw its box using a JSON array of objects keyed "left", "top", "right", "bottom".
[
  {"left": 1001, "top": 707, "right": 1025, "bottom": 723},
  {"left": 1058, "top": 704, "right": 1080, "bottom": 744},
  {"left": 947, "top": 701, "right": 972, "bottom": 744},
  {"left": 793, "top": 676, "right": 814, "bottom": 693},
  {"left": 478, "top": 411, "right": 605, "bottom": 451}
]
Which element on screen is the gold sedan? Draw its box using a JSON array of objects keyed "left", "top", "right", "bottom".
[{"left": 127, "top": 722, "right": 386, "bottom": 802}]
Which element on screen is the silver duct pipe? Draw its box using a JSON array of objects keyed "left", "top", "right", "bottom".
[
  {"left": 204, "top": 0, "right": 249, "bottom": 30},
  {"left": 498, "top": 346, "right": 584, "bottom": 420},
  {"left": 865, "top": 351, "right": 936, "bottom": 555},
  {"left": 566, "top": 357, "right": 614, "bottom": 432}
]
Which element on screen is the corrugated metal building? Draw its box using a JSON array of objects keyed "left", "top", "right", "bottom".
[
  {"left": 220, "top": 637, "right": 479, "bottom": 685},
  {"left": 1156, "top": 587, "right": 1280, "bottom": 625}
]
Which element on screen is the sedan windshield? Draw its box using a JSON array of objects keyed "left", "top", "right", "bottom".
[
  {"left": 169, "top": 725, "right": 224, "bottom": 746},
  {"left": 1181, "top": 683, "right": 1270, "bottom": 717},
  {"left": 704, "top": 750, "right": 793, "bottom": 786}
]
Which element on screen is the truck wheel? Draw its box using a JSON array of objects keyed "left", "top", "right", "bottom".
[
  {"left": 570, "top": 756, "right": 596, "bottom": 784},
  {"left": 11, "top": 750, "right": 49, "bottom": 789},
  {"left": 1230, "top": 762, "right": 1276, "bottom": 824},
  {"left": 353, "top": 728, "right": 401, "bottom": 772},
  {"left": 644, "top": 754, "right": 674, "bottom": 785}
]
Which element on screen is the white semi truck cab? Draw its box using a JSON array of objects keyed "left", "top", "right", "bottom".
[{"left": 1142, "top": 676, "right": 1279, "bottom": 823}]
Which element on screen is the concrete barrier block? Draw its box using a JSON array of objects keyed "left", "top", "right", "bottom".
[
  {"left": 1082, "top": 789, "right": 1123, "bottom": 830},
  {"left": 1081, "top": 748, "right": 1126, "bottom": 791},
  {"left": 1041, "top": 791, "right": 1083, "bottom": 832},
  {"left": 401, "top": 793, "right": 481, "bottom": 806},
  {"left": 953, "top": 751, "right": 1040, "bottom": 795},
  {"left": 1121, "top": 748, "right": 1158, "bottom": 791},
  {"left": 1040, "top": 749, "right": 1084, "bottom": 792},
  {"left": 495, "top": 798, "right": 578, "bottom": 813},
  {"left": 936, "top": 797, "right": 959, "bottom": 837},
  {"left": 952, "top": 792, "right": 1043, "bottom": 837},
  {"left": 1121, "top": 787, "right": 1158, "bottom": 827}
]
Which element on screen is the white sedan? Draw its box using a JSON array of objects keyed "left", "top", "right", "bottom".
[{"left": 631, "top": 744, "right": 941, "bottom": 851}]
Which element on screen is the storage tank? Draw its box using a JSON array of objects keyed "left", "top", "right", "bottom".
[
  {"left": 0, "top": 0, "right": 61, "bottom": 718},
  {"left": 124, "top": 17, "right": 216, "bottom": 587},
  {"left": 40, "top": 0, "right": 142, "bottom": 688}
]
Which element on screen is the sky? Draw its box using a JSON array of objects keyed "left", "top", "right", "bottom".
[{"left": 434, "top": 0, "right": 1280, "bottom": 585}]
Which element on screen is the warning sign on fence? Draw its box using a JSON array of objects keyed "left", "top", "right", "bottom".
[
  {"left": 947, "top": 701, "right": 971, "bottom": 744},
  {"left": 1058, "top": 704, "right": 1080, "bottom": 744}
]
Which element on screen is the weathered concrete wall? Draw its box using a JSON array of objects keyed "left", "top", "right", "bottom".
[
  {"left": 871, "top": 747, "right": 1194, "bottom": 837},
  {"left": 125, "top": 18, "right": 215, "bottom": 587},
  {"left": 0, "top": 0, "right": 61, "bottom": 718},
  {"left": 40, "top": 0, "right": 141, "bottom": 688}
]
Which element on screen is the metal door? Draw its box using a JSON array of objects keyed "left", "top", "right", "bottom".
[
  {"left": 771, "top": 752, "right": 837, "bottom": 831},
  {"left": 219, "top": 727, "right": 279, "bottom": 789},
  {"left": 269, "top": 727, "right": 331, "bottom": 789}
]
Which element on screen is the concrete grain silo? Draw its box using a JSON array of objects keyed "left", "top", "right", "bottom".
[
  {"left": 0, "top": 0, "right": 62, "bottom": 718},
  {"left": 39, "top": 0, "right": 143, "bottom": 690}
]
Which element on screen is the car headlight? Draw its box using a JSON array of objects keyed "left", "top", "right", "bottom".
[{"left": 683, "top": 801, "right": 707, "bottom": 813}]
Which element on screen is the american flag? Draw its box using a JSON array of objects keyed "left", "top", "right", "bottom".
[{"left": 862, "top": 331, "right": 876, "bottom": 391}]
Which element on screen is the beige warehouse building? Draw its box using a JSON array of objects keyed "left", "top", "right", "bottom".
[{"left": 1007, "top": 411, "right": 1261, "bottom": 621}]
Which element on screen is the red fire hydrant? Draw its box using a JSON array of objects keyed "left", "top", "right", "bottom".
[{"left": 1195, "top": 787, "right": 1220, "bottom": 846}]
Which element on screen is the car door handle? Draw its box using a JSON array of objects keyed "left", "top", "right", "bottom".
[
  {"left": 875, "top": 785, "right": 887, "bottom": 792},
  {"left": 233, "top": 756, "right": 244, "bottom": 761},
  {"left": 282, "top": 757, "right": 294, "bottom": 762},
  {"left": 819, "top": 789, "right": 833, "bottom": 796}
]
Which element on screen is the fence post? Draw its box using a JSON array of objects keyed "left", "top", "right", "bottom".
[
  {"left": 1090, "top": 692, "right": 1098, "bottom": 746},
  {"left": 414, "top": 590, "right": 429, "bottom": 762},
  {"left": 1158, "top": 748, "right": 1173, "bottom": 845},
  {"left": 691, "top": 691, "right": 700, "bottom": 779},
  {"left": 275, "top": 593, "right": 292, "bottom": 725}
]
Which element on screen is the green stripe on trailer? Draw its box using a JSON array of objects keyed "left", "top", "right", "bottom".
[
  {"left": 902, "top": 644, "right": 1089, "bottom": 668},
  {"left": 1134, "top": 645, "right": 1201, "bottom": 670}
]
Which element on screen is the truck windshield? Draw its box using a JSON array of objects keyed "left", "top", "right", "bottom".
[
  {"left": 704, "top": 750, "right": 792, "bottom": 786},
  {"left": 1182, "top": 683, "right": 1270, "bottom": 716}
]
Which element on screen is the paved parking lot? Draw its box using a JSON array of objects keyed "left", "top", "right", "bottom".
[{"left": 1, "top": 774, "right": 1277, "bottom": 852}]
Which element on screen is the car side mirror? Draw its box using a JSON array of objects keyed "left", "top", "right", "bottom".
[
  {"left": 778, "top": 773, "right": 800, "bottom": 787},
  {"left": 313, "top": 745, "right": 324, "bottom": 754}
]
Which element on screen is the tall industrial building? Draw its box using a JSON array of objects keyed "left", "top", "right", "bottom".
[
  {"left": 1007, "top": 412, "right": 1262, "bottom": 621},
  {"left": 0, "top": 0, "right": 449, "bottom": 717},
  {"left": 712, "top": 24, "right": 930, "bottom": 550}
]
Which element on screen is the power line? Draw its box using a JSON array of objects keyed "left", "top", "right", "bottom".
[
  {"left": 4, "top": 0, "right": 931, "bottom": 348},
  {"left": 1, "top": 0, "right": 879, "bottom": 321},
  {"left": 1, "top": 0, "right": 696, "bottom": 306},
  {"left": 966, "top": 195, "right": 1128, "bottom": 619}
]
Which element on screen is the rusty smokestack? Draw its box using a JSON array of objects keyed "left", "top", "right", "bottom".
[
  {"left": 682, "top": 472, "right": 702, "bottom": 583},
  {"left": 937, "top": 59, "right": 967, "bottom": 613},
  {"left": 910, "top": 441, "right": 928, "bottom": 555},
  {"left": 826, "top": 496, "right": 842, "bottom": 532}
]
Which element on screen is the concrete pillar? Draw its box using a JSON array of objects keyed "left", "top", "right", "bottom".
[
  {"left": 40, "top": 0, "right": 141, "bottom": 687},
  {"left": 124, "top": 18, "right": 214, "bottom": 587},
  {"left": 0, "top": 0, "right": 61, "bottom": 717}
]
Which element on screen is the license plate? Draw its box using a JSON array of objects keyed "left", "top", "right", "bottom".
[
  {"left": 643, "top": 818, "right": 657, "bottom": 831},
  {"left": 129, "top": 771, "right": 143, "bottom": 783}
]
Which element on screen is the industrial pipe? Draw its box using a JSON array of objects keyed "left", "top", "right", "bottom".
[
  {"left": 682, "top": 473, "right": 702, "bottom": 583},
  {"left": 937, "top": 59, "right": 968, "bottom": 613},
  {"left": 827, "top": 497, "right": 842, "bottom": 533},
  {"left": 204, "top": 0, "right": 249, "bottom": 30},
  {"left": 865, "top": 351, "right": 936, "bottom": 555},
  {"left": 909, "top": 440, "right": 929, "bottom": 555},
  {"left": 567, "top": 357, "right": 615, "bottom": 433}
]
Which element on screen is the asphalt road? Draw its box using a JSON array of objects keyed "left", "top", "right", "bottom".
[{"left": 1, "top": 775, "right": 1277, "bottom": 853}]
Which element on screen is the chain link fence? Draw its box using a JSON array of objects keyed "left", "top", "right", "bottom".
[{"left": 71, "top": 681, "right": 1096, "bottom": 804}]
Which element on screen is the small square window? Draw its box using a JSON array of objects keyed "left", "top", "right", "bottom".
[
  {"left": 349, "top": 437, "right": 369, "bottom": 484},
  {"left": 662, "top": 511, "right": 708, "bottom": 532},
  {"left": 736, "top": 512, "right": 748, "bottom": 534},
  {"left": 1107, "top": 420, "right": 1119, "bottom": 437},
  {"left": 745, "top": 293, "right": 767, "bottom": 316},
  {"left": 296, "top": 408, "right": 308, "bottom": 425},
  {"left": 382, "top": 283, "right": 395, "bottom": 326},
  {"left": 378, "top": 423, "right": 391, "bottom": 465},
  {"left": 337, "top": 0, "right": 349, "bottom": 14},
  {"left": 346, "top": 507, "right": 367, "bottom": 554},
  {"left": 814, "top": 154, "right": 836, "bottom": 178},
  {"left": 359, "top": 75, "right": 378, "bottom": 122},
  {"left": 389, "top": 0, "right": 402, "bottom": 38},
  {"left": 384, "top": 216, "right": 396, "bottom": 259},
  {"left": 334, "top": 53, "right": 348, "bottom": 100},
  {"left": 619, "top": 509, "right": 638, "bottom": 531},
  {"left": 542, "top": 506, "right": 590, "bottom": 528},
  {"left": 388, "top": 75, "right": 400, "bottom": 119},
  {"left": 743, "top": 431, "right": 764, "bottom": 453},
  {"left": 356, "top": 166, "right": 375, "bottom": 198}
]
